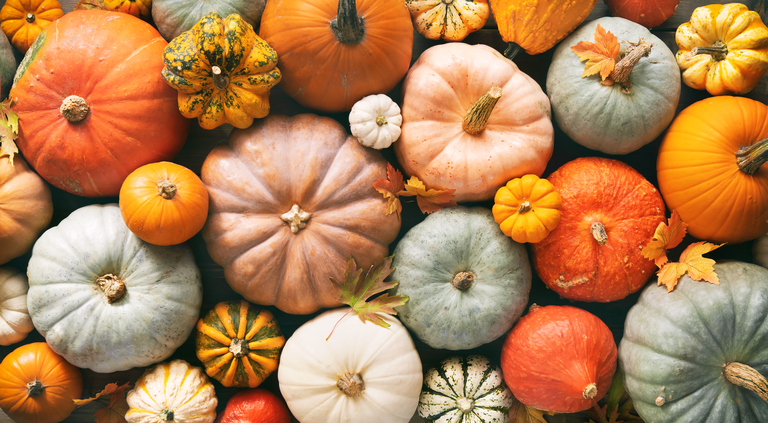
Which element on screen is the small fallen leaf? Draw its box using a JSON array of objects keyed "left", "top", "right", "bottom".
[
  {"left": 74, "top": 382, "right": 131, "bottom": 407},
  {"left": 74, "top": 0, "right": 106, "bottom": 10},
  {"left": 510, "top": 400, "right": 548, "bottom": 423},
  {"left": 94, "top": 388, "right": 129, "bottom": 423},
  {"left": 641, "top": 210, "right": 688, "bottom": 267},
  {"left": 657, "top": 241, "right": 723, "bottom": 292},
  {"left": 400, "top": 176, "right": 456, "bottom": 214},
  {"left": 0, "top": 99, "right": 19, "bottom": 166},
  {"left": 373, "top": 163, "right": 405, "bottom": 216},
  {"left": 571, "top": 24, "right": 620, "bottom": 81}
]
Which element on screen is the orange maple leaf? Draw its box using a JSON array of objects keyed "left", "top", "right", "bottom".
[
  {"left": 373, "top": 163, "right": 405, "bottom": 216},
  {"left": 571, "top": 24, "right": 620, "bottom": 81},
  {"left": 641, "top": 211, "right": 688, "bottom": 267},
  {"left": 400, "top": 176, "right": 457, "bottom": 214},
  {"left": 657, "top": 242, "right": 723, "bottom": 292},
  {"left": 73, "top": 382, "right": 131, "bottom": 407},
  {"left": 94, "top": 389, "right": 129, "bottom": 423}
]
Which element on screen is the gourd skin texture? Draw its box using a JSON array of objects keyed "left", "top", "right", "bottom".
[
  {"left": 153, "top": 0, "right": 267, "bottom": 42},
  {"left": 406, "top": 0, "right": 489, "bottom": 41},
  {"left": 0, "top": 32, "right": 16, "bottom": 99},
  {"left": 0, "top": 267, "right": 34, "bottom": 346},
  {"left": 619, "top": 262, "right": 768, "bottom": 422},
  {"left": 26, "top": 204, "right": 203, "bottom": 373},
  {"left": 547, "top": 17, "right": 680, "bottom": 155},
  {"left": 390, "top": 206, "right": 531, "bottom": 350},
  {"left": 278, "top": 308, "right": 423, "bottom": 422}
]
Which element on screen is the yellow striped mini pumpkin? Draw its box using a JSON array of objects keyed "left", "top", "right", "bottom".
[{"left": 195, "top": 300, "right": 285, "bottom": 388}]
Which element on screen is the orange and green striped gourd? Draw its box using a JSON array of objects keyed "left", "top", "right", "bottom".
[{"left": 195, "top": 300, "right": 285, "bottom": 388}]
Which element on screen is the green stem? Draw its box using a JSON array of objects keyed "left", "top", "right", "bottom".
[
  {"left": 330, "top": 0, "right": 365, "bottom": 44},
  {"left": 736, "top": 138, "right": 768, "bottom": 175},
  {"left": 503, "top": 42, "right": 522, "bottom": 61},
  {"left": 691, "top": 41, "right": 728, "bottom": 61}
]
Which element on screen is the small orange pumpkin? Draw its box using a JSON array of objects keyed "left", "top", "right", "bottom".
[
  {"left": 0, "top": 0, "right": 64, "bottom": 53},
  {"left": 104, "top": 0, "right": 152, "bottom": 19},
  {"left": 119, "top": 161, "right": 209, "bottom": 246},
  {"left": 493, "top": 174, "right": 561, "bottom": 244}
]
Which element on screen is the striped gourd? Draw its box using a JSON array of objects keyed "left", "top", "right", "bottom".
[
  {"left": 419, "top": 355, "right": 514, "bottom": 423},
  {"left": 195, "top": 300, "right": 285, "bottom": 388}
]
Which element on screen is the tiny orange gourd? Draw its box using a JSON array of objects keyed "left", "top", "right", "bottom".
[
  {"left": 493, "top": 174, "right": 561, "bottom": 243},
  {"left": 119, "top": 161, "right": 209, "bottom": 246},
  {"left": 0, "top": 0, "right": 64, "bottom": 53}
]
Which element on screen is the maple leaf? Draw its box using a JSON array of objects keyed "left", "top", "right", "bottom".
[
  {"left": 657, "top": 241, "right": 723, "bottom": 292},
  {"left": 327, "top": 255, "right": 408, "bottom": 340},
  {"left": 510, "top": 400, "right": 548, "bottom": 423},
  {"left": 373, "top": 163, "right": 405, "bottom": 216},
  {"left": 94, "top": 388, "right": 129, "bottom": 423},
  {"left": 0, "top": 99, "right": 19, "bottom": 166},
  {"left": 400, "top": 176, "right": 457, "bottom": 214},
  {"left": 74, "top": 382, "right": 131, "bottom": 407},
  {"left": 571, "top": 24, "right": 620, "bottom": 81},
  {"left": 641, "top": 210, "right": 689, "bottom": 267}
]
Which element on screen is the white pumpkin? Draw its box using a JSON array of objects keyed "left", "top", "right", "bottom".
[
  {"left": 349, "top": 94, "right": 402, "bottom": 149},
  {"left": 278, "top": 308, "right": 423, "bottom": 422},
  {"left": 125, "top": 359, "right": 218, "bottom": 423},
  {"left": 754, "top": 233, "right": 768, "bottom": 268},
  {"left": 0, "top": 266, "right": 34, "bottom": 346},
  {"left": 26, "top": 204, "right": 203, "bottom": 373}
]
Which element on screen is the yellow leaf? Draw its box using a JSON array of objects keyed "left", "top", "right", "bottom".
[
  {"left": 657, "top": 241, "right": 723, "bottom": 292},
  {"left": 571, "top": 24, "right": 620, "bottom": 81},
  {"left": 401, "top": 176, "right": 456, "bottom": 214},
  {"left": 511, "top": 400, "right": 548, "bottom": 423},
  {"left": 641, "top": 211, "right": 688, "bottom": 267}
]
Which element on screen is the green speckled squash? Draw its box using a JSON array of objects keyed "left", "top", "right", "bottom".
[
  {"left": 419, "top": 355, "right": 514, "bottom": 423},
  {"left": 619, "top": 261, "right": 768, "bottom": 422},
  {"left": 162, "top": 12, "right": 281, "bottom": 130},
  {"left": 546, "top": 17, "right": 680, "bottom": 154},
  {"left": 152, "top": 0, "right": 267, "bottom": 42},
  {"left": 0, "top": 32, "right": 15, "bottom": 99},
  {"left": 195, "top": 300, "right": 285, "bottom": 388},
  {"left": 390, "top": 206, "right": 531, "bottom": 350}
]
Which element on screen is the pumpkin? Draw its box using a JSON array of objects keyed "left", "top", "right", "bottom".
[
  {"left": 125, "top": 359, "right": 218, "bottom": 423},
  {"left": 492, "top": 174, "right": 562, "bottom": 244},
  {"left": 0, "top": 342, "right": 83, "bottom": 423},
  {"left": 195, "top": 300, "right": 285, "bottom": 388},
  {"left": 216, "top": 389, "right": 291, "bottom": 423},
  {"left": 26, "top": 204, "right": 203, "bottom": 373},
  {"left": 104, "top": 0, "right": 152, "bottom": 19},
  {"left": 501, "top": 305, "right": 618, "bottom": 413},
  {"left": 201, "top": 114, "right": 401, "bottom": 315},
  {"left": 0, "top": 0, "right": 63, "bottom": 53},
  {"left": 405, "top": 0, "right": 489, "bottom": 41},
  {"left": 349, "top": 94, "right": 402, "bottom": 150},
  {"left": 278, "top": 308, "right": 423, "bottom": 422},
  {"left": 259, "top": 0, "right": 413, "bottom": 112},
  {"left": 658, "top": 96, "right": 768, "bottom": 244},
  {"left": 754, "top": 233, "right": 768, "bottom": 268},
  {"left": 0, "top": 157, "right": 53, "bottom": 265},
  {"left": 676, "top": 3, "right": 768, "bottom": 96},
  {"left": 395, "top": 43, "right": 554, "bottom": 202},
  {"left": 0, "top": 267, "right": 33, "bottom": 346},
  {"left": 604, "top": 0, "right": 679, "bottom": 28},
  {"left": 0, "top": 32, "right": 16, "bottom": 100},
  {"left": 162, "top": 12, "right": 281, "bottom": 130},
  {"left": 152, "top": 0, "right": 267, "bottom": 42},
  {"left": 390, "top": 206, "right": 531, "bottom": 350},
  {"left": 619, "top": 261, "right": 768, "bottom": 422},
  {"left": 546, "top": 17, "right": 681, "bottom": 155},
  {"left": 490, "top": 0, "right": 598, "bottom": 57},
  {"left": 119, "top": 161, "right": 209, "bottom": 246},
  {"left": 531, "top": 157, "right": 665, "bottom": 302},
  {"left": 9, "top": 10, "right": 190, "bottom": 198},
  {"left": 419, "top": 355, "right": 514, "bottom": 423}
]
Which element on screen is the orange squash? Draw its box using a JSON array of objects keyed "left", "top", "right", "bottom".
[
  {"left": 119, "top": 162, "right": 209, "bottom": 246},
  {"left": 0, "top": 0, "right": 63, "bottom": 53},
  {"left": 493, "top": 174, "right": 561, "bottom": 244},
  {"left": 658, "top": 96, "right": 768, "bottom": 244},
  {"left": 0, "top": 342, "right": 83, "bottom": 423},
  {"left": 104, "top": 0, "right": 152, "bottom": 19}
]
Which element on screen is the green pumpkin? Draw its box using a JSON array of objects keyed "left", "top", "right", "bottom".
[
  {"left": 390, "top": 206, "right": 531, "bottom": 350},
  {"left": 152, "top": 0, "right": 267, "bottom": 42},
  {"left": 619, "top": 261, "right": 768, "bottom": 422},
  {"left": 546, "top": 17, "right": 680, "bottom": 154},
  {"left": 0, "top": 32, "right": 16, "bottom": 100}
]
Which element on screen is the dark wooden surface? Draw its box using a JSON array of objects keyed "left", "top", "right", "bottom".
[{"left": 0, "top": 0, "right": 764, "bottom": 423}]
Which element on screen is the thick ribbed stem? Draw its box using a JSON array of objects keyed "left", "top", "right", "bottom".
[
  {"left": 736, "top": 138, "right": 768, "bottom": 175},
  {"left": 518, "top": 201, "right": 532, "bottom": 214},
  {"left": 462, "top": 86, "right": 502, "bottom": 135},
  {"left": 330, "top": 0, "right": 365, "bottom": 44},
  {"left": 608, "top": 41, "right": 653, "bottom": 94},
  {"left": 96, "top": 274, "right": 126, "bottom": 303},
  {"left": 583, "top": 383, "right": 598, "bottom": 399},
  {"left": 590, "top": 222, "right": 608, "bottom": 246},
  {"left": 691, "top": 41, "right": 728, "bottom": 61},
  {"left": 451, "top": 271, "right": 474, "bottom": 290},
  {"left": 229, "top": 338, "right": 250, "bottom": 358},
  {"left": 159, "top": 409, "right": 174, "bottom": 422},
  {"left": 724, "top": 362, "right": 768, "bottom": 404},
  {"left": 504, "top": 42, "right": 522, "bottom": 61},
  {"left": 337, "top": 372, "right": 364, "bottom": 397},
  {"left": 26, "top": 380, "right": 44, "bottom": 397},
  {"left": 281, "top": 204, "right": 312, "bottom": 234},
  {"left": 157, "top": 180, "right": 177, "bottom": 200},
  {"left": 60, "top": 96, "right": 89, "bottom": 122},
  {"left": 212, "top": 66, "right": 230, "bottom": 91}
]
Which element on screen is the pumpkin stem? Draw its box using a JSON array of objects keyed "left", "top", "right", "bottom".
[
  {"left": 736, "top": 138, "right": 768, "bottom": 175},
  {"left": 462, "top": 86, "right": 502, "bottom": 135},
  {"left": 26, "top": 380, "right": 45, "bottom": 397},
  {"left": 96, "top": 274, "right": 126, "bottom": 303},
  {"left": 456, "top": 397, "right": 475, "bottom": 413},
  {"left": 229, "top": 338, "right": 250, "bottom": 358},
  {"left": 159, "top": 408, "right": 174, "bottom": 422},
  {"left": 608, "top": 40, "right": 653, "bottom": 95},
  {"left": 157, "top": 180, "right": 177, "bottom": 200},
  {"left": 503, "top": 42, "right": 522, "bottom": 61},
  {"left": 337, "top": 372, "right": 365, "bottom": 397},
  {"left": 26, "top": 13, "right": 35, "bottom": 23},
  {"left": 375, "top": 115, "right": 388, "bottom": 126},
  {"left": 331, "top": 0, "right": 365, "bottom": 44},
  {"left": 211, "top": 66, "right": 230, "bottom": 91},
  {"left": 690, "top": 41, "right": 728, "bottom": 62},
  {"left": 723, "top": 362, "right": 768, "bottom": 404},
  {"left": 517, "top": 201, "right": 532, "bottom": 214},
  {"left": 590, "top": 222, "right": 608, "bottom": 246},
  {"left": 582, "top": 383, "right": 598, "bottom": 399},
  {"left": 451, "top": 271, "right": 475, "bottom": 290},
  {"left": 60, "top": 95, "right": 90, "bottom": 123},
  {"left": 281, "top": 204, "right": 312, "bottom": 234}
]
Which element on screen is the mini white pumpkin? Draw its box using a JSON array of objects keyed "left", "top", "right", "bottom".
[
  {"left": 278, "top": 308, "right": 423, "bottom": 422},
  {"left": 125, "top": 359, "right": 218, "bottom": 423},
  {"left": 754, "top": 233, "right": 768, "bottom": 268},
  {"left": 349, "top": 94, "right": 402, "bottom": 149},
  {"left": 0, "top": 266, "right": 34, "bottom": 346}
]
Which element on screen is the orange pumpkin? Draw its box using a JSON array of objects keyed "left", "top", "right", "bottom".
[
  {"left": 259, "top": 0, "right": 413, "bottom": 112},
  {"left": 119, "top": 162, "right": 209, "bottom": 246},
  {"left": 493, "top": 174, "right": 561, "bottom": 244},
  {"left": 104, "top": 0, "right": 152, "bottom": 19},
  {"left": 0, "top": 0, "right": 63, "bottom": 53},
  {"left": 658, "top": 96, "right": 768, "bottom": 244},
  {"left": 0, "top": 342, "right": 83, "bottom": 423}
]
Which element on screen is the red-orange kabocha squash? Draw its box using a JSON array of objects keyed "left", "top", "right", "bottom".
[
  {"left": 531, "top": 157, "right": 665, "bottom": 302},
  {"left": 201, "top": 114, "right": 401, "bottom": 315},
  {"left": 9, "top": 10, "right": 189, "bottom": 197},
  {"left": 501, "top": 305, "right": 617, "bottom": 413}
]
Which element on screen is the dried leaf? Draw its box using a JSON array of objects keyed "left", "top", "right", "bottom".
[
  {"left": 73, "top": 382, "right": 131, "bottom": 407},
  {"left": 74, "top": 0, "right": 106, "bottom": 10},
  {"left": 0, "top": 99, "right": 19, "bottom": 166},
  {"left": 642, "top": 211, "right": 688, "bottom": 267},
  {"left": 571, "top": 24, "right": 620, "bottom": 81},
  {"left": 657, "top": 241, "right": 723, "bottom": 292},
  {"left": 94, "top": 389, "right": 129, "bottom": 423},
  {"left": 400, "top": 176, "right": 456, "bottom": 214},
  {"left": 327, "top": 255, "right": 408, "bottom": 340},
  {"left": 373, "top": 163, "right": 405, "bottom": 216},
  {"left": 511, "top": 401, "right": 548, "bottom": 423}
]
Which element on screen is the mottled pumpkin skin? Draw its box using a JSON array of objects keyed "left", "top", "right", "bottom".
[
  {"left": 153, "top": 0, "right": 267, "bottom": 42},
  {"left": 390, "top": 206, "right": 531, "bottom": 350},
  {"left": 531, "top": 157, "right": 665, "bottom": 302},
  {"left": 196, "top": 300, "right": 285, "bottom": 388},
  {"left": 620, "top": 262, "right": 768, "bottom": 422}
]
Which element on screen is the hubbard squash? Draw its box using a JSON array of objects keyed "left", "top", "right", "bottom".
[
  {"left": 152, "top": 0, "right": 268, "bottom": 42},
  {"left": 0, "top": 0, "right": 63, "bottom": 53},
  {"left": 0, "top": 267, "right": 34, "bottom": 346},
  {"left": 0, "top": 32, "right": 16, "bottom": 100}
]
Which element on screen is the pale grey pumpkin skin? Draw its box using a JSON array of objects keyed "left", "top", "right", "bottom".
[
  {"left": 0, "top": 32, "right": 16, "bottom": 100},
  {"left": 546, "top": 17, "right": 680, "bottom": 155},
  {"left": 153, "top": 0, "right": 267, "bottom": 42},
  {"left": 619, "top": 261, "right": 768, "bottom": 422},
  {"left": 390, "top": 206, "right": 531, "bottom": 350},
  {"left": 26, "top": 204, "right": 203, "bottom": 373}
]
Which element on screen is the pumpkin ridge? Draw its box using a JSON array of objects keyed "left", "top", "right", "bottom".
[{"left": 678, "top": 167, "right": 743, "bottom": 229}]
